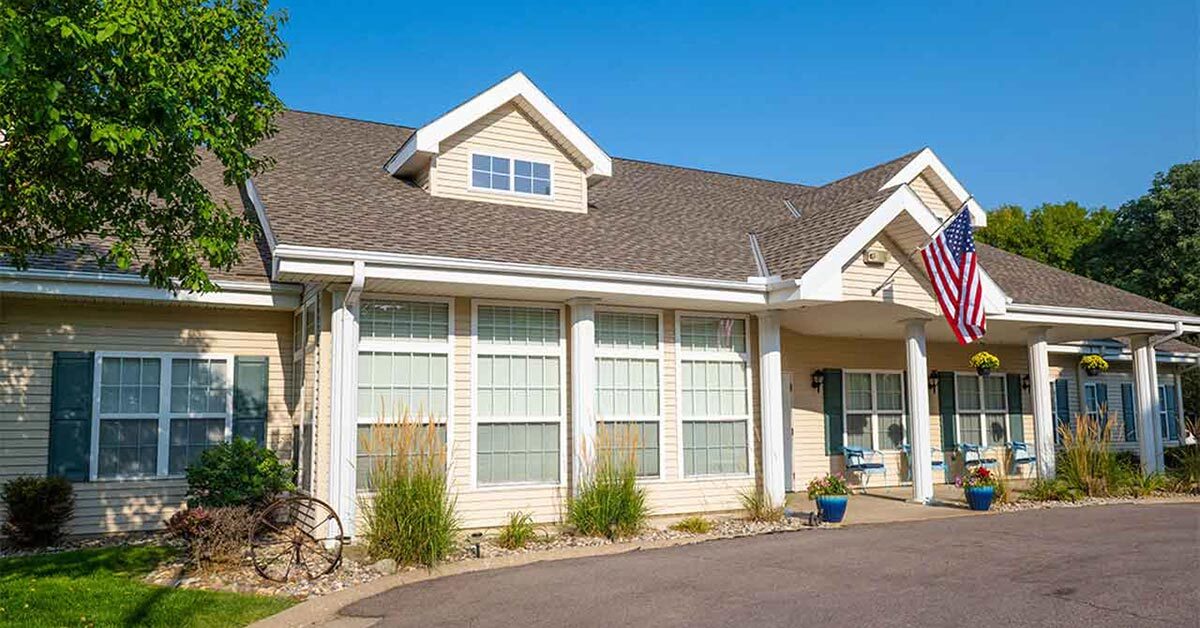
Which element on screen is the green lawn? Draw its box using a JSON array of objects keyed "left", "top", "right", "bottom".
[{"left": 0, "top": 545, "right": 293, "bottom": 627}]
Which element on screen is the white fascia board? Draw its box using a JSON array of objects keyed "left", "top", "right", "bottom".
[
  {"left": 0, "top": 269, "right": 300, "bottom": 309},
  {"left": 787, "top": 185, "right": 1008, "bottom": 313},
  {"left": 384, "top": 72, "right": 612, "bottom": 180},
  {"left": 880, "top": 147, "right": 986, "bottom": 226},
  {"left": 1047, "top": 343, "right": 1198, "bottom": 363},
  {"left": 1003, "top": 302, "right": 1200, "bottom": 328},
  {"left": 243, "top": 179, "right": 277, "bottom": 253},
  {"left": 995, "top": 310, "right": 1200, "bottom": 335},
  {"left": 273, "top": 245, "right": 768, "bottom": 306}
]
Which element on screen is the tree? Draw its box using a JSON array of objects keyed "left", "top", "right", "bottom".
[
  {"left": 1083, "top": 162, "right": 1200, "bottom": 316},
  {"left": 0, "top": 0, "right": 286, "bottom": 292},
  {"left": 977, "top": 201, "right": 1114, "bottom": 273}
]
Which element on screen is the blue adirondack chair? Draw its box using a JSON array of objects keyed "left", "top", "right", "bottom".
[
  {"left": 842, "top": 446, "right": 887, "bottom": 488},
  {"left": 959, "top": 443, "right": 999, "bottom": 471},
  {"left": 900, "top": 444, "right": 946, "bottom": 481},
  {"left": 1008, "top": 441, "right": 1036, "bottom": 472}
]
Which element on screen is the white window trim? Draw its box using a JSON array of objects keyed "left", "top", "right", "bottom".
[
  {"left": 953, "top": 371, "right": 1008, "bottom": 448},
  {"left": 470, "top": 299, "right": 567, "bottom": 490},
  {"left": 90, "top": 351, "right": 234, "bottom": 481},
  {"left": 841, "top": 369, "right": 907, "bottom": 452},
  {"left": 595, "top": 306, "right": 665, "bottom": 480},
  {"left": 1158, "top": 380, "right": 1180, "bottom": 444},
  {"left": 354, "top": 294, "right": 456, "bottom": 483},
  {"left": 467, "top": 151, "right": 555, "bottom": 200},
  {"left": 674, "top": 311, "right": 754, "bottom": 481}
]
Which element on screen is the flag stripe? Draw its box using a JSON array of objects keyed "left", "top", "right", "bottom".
[{"left": 920, "top": 210, "right": 986, "bottom": 345}]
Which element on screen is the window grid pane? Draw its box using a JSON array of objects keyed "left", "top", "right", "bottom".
[
  {"left": 957, "top": 375, "right": 982, "bottom": 411},
  {"left": 356, "top": 423, "right": 447, "bottom": 492},
  {"left": 877, "top": 414, "right": 905, "bottom": 450},
  {"left": 597, "top": 421, "right": 659, "bottom": 477},
  {"left": 595, "top": 312, "right": 658, "bottom": 350},
  {"left": 357, "top": 352, "right": 449, "bottom": 420},
  {"left": 471, "top": 155, "right": 511, "bottom": 191},
  {"left": 983, "top": 377, "right": 1007, "bottom": 412},
  {"left": 513, "top": 159, "right": 552, "bottom": 196},
  {"left": 845, "top": 373, "right": 873, "bottom": 411},
  {"left": 477, "top": 305, "right": 560, "bottom": 346},
  {"left": 683, "top": 420, "right": 748, "bottom": 476},
  {"left": 681, "top": 360, "right": 748, "bottom": 417},
  {"left": 876, "top": 373, "right": 903, "bottom": 411},
  {"left": 960, "top": 413, "right": 983, "bottom": 446},
  {"left": 845, "top": 413, "right": 872, "bottom": 449},
  {"left": 477, "top": 422, "right": 560, "bottom": 484},
  {"left": 679, "top": 317, "right": 746, "bottom": 353},
  {"left": 99, "top": 357, "right": 161, "bottom": 415},
  {"left": 98, "top": 418, "right": 158, "bottom": 477},
  {"left": 360, "top": 301, "right": 449, "bottom": 342},
  {"left": 596, "top": 358, "right": 659, "bottom": 418},
  {"left": 169, "top": 358, "right": 228, "bottom": 415},
  {"left": 169, "top": 417, "right": 225, "bottom": 474},
  {"left": 477, "top": 355, "right": 560, "bottom": 418}
]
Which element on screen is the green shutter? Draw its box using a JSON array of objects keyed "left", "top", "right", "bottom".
[
  {"left": 48, "top": 352, "right": 94, "bottom": 481},
  {"left": 938, "top": 371, "right": 957, "bottom": 451},
  {"left": 1006, "top": 373, "right": 1024, "bottom": 442},
  {"left": 233, "top": 356, "right": 269, "bottom": 446},
  {"left": 1121, "top": 383, "right": 1136, "bottom": 442},
  {"left": 1095, "top": 382, "right": 1109, "bottom": 433},
  {"left": 823, "top": 369, "right": 843, "bottom": 455},
  {"left": 1053, "top": 379, "right": 1071, "bottom": 440}
]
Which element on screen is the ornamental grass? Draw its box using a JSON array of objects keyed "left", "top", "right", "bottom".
[{"left": 567, "top": 423, "right": 648, "bottom": 539}]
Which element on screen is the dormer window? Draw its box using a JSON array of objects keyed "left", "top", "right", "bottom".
[{"left": 471, "top": 153, "right": 552, "bottom": 196}]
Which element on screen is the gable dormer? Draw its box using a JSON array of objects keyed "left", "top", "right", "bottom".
[
  {"left": 386, "top": 72, "right": 611, "bottom": 213},
  {"left": 879, "top": 147, "right": 987, "bottom": 227}
]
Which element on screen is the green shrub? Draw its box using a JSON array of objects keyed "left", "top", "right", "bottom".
[
  {"left": 1165, "top": 418, "right": 1200, "bottom": 493},
  {"left": 185, "top": 438, "right": 294, "bottom": 509},
  {"left": 359, "top": 418, "right": 459, "bottom": 567},
  {"left": 669, "top": 516, "right": 712, "bottom": 534},
  {"left": 567, "top": 431, "right": 647, "bottom": 539},
  {"left": 496, "top": 511, "right": 537, "bottom": 549},
  {"left": 739, "top": 488, "right": 784, "bottom": 523},
  {"left": 1022, "top": 477, "right": 1082, "bottom": 502},
  {"left": 1, "top": 476, "right": 75, "bottom": 548}
]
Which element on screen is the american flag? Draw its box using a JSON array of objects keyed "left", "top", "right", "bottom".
[{"left": 921, "top": 209, "right": 986, "bottom": 344}]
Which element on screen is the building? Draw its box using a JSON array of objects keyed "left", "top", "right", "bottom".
[{"left": 2, "top": 73, "right": 1197, "bottom": 535}]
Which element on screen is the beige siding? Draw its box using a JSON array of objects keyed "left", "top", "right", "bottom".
[
  {"left": 1048, "top": 356, "right": 1184, "bottom": 449},
  {"left": 432, "top": 103, "right": 588, "bottom": 213},
  {"left": 841, "top": 235, "right": 939, "bottom": 314},
  {"left": 0, "top": 296, "right": 294, "bottom": 534},
  {"left": 782, "top": 333, "right": 1036, "bottom": 489},
  {"left": 910, "top": 172, "right": 955, "bottom": 218}
]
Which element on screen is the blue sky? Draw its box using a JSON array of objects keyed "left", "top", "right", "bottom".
[{"left": 272, "top": 0, "right": 1197, "bottom": 210}]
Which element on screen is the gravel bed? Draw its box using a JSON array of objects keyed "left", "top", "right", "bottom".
[{"left": 997, "top": 493, "right": 1196, "bottom": 513}]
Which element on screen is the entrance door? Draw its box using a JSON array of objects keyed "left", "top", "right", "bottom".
[{"left": 782, "top": 372, "right": 794, "bottom": 492}]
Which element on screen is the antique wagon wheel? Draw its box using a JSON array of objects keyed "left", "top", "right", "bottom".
[{"left": 249, "top": 495, "right": 344, "bottom": 582}]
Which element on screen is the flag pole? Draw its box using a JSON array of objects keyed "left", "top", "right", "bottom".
[{"left": 869, "top": 195, "right": 975, "bottom": 296}]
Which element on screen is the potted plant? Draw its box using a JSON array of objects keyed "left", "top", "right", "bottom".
[
  {"left": 1080, "top": 354, "right": 1109, "bottom": 377},
  {"left": 968, "top": 351, "right": 1000, "bottom": 377},
  {"left": 956, "top": 466, "right": 998, "bottom": 511},
  {"left": 806, "top": 473, "right": 850, "bottom": 523}
]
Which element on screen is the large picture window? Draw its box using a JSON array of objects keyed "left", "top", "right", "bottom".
[
  {"left": 93, "top": 354, "right": 232, "bottom": 479},
  {"left": 595, "top": 311, "right": 662, "bottom": 477},
  {"left": 474, "top": 303, "right": 564, "bottom": 486},
  {"left": 678, "top": 315, "right": 751, "bottom": 477},
  {"left": 956, "top": 373, "right": 1007, "bottom": 447},
  {"left": 356, "top": 299, "right": 452, "bottom": 492},
  {"left": 843, "top": 371, "right": 906, "bottom": 451}
]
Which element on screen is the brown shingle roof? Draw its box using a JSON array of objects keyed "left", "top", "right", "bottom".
[{"left": 977, "top": 243, "right": 1193, "bottom": 317}]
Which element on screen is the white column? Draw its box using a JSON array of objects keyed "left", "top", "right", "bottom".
[
  {"left": 329, "top": 289, "right": 361, "bottom": 535},
  {"left": 756, "top": 312, "right": 786, "bottom": 507},
  {"left": 904, "top": 321, "right": 934, "bottom": 504},
  {"left": 569, "top": 299, "right": 597, "bottom": 492},
  {"left": 1131, "top": 334, "right": 1162, "bottom": 475},
  {"left": 1147, "top": 352, "right": 1165, "bottom": 471},
  {"left": 1027, "top": 327, "right": 1056, "bottom": 479}
]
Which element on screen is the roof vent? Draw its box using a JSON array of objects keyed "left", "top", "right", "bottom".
[{"left": 783, "top": 199, "right": 801, "bottom": 218}]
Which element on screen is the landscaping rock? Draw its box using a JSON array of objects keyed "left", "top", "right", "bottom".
[{"left": 369, "top": 558, "right": 397, "bottom": 574}]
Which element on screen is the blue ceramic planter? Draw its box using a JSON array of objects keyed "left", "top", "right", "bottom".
[
  {"left": 965, "top": 486, "right": 995, "bottom": 511},
  {"left": 815, "top": 495, "right": 849, "bottom": 523}
]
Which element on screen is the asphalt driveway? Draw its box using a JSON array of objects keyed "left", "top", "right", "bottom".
[{"left": 342, "top": 503, "right": 1199, "bottom": 627}]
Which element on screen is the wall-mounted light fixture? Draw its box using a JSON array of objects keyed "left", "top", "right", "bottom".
[
  {"left": 928, "top": 370, "right": 940, "bottom": 391},
  {"left": 1021, "top": 374, "right": 1031, "bottom": 391},
  {"left": 811, "top": 369, "right": 825, "bottom": 391}
]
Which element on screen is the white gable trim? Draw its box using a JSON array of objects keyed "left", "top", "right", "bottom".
[
  {"left": 386, "top": 72, "right": 612, "bottom": 181},
  {"left": 789, "top": 185, "right": 1008, "bottom": 312},
  {"left": 881, "top": 147, "right": 986, "bottom": 227}
]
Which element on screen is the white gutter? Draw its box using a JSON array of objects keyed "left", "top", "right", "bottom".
[
  {"left": 0, "top": 268, "right": 300, "bottom": 310},
  {"left": 1151, "top": 321, "right": 1186, "bottom": 349},
  {"left": 1004, "top": 302, "right": 1200, "bottom": 328}
]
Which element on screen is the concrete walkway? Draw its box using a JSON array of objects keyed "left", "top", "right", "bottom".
[
  {"left": 341, "top": 503, "right": 1199, "bottom": 628},
  {"left": 785, "top": 483, "right": 988, "bottom": 525}
]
